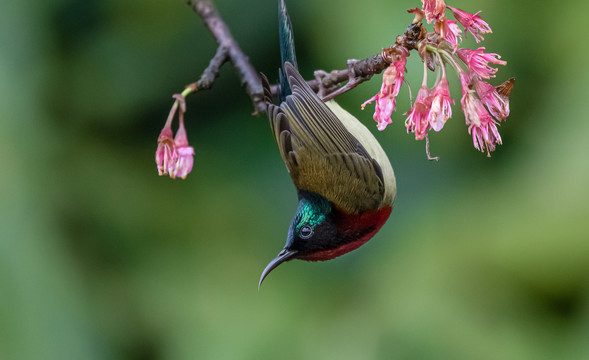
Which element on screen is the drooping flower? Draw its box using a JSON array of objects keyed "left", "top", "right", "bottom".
[
  {"left": 361, "top": 1, "right": 512, "bottom": 158},
  {"left": 405, "top": 85, "right": 431, "bottom": 140},
  {"left": 156, "top": 101, "right": 179, "bottom": 176},
  {"left": 446, "top": 6, "right": 492, "bottom": 43},
  {"left": 469, "top": 116, "right": 502, "bottom": 156},
  {"left": 421, "top": 0, "right": 446, "bottom": 23},
  {"left": 173, "top": 146, "right": 195, "bottom": 179},
  {"left": 171, "top": 125, "right": 195, "bottom": 179},
  {"left": 434, "top": 18, "right": 462, "bottom": 49},
  {"left": 156, "top": 94, "right": 195, "bottom": 179},
  {"left": 362, "top": 50, "right": 408, "bottom": 131},
  {"left": 156, "top": 126, "right": 177, "bottom": 176},
  {"left": 457, "top": 47, "right": 506, "bottom": 79},
  {"left": 461, "top": 92, "right": 502, "bottom": 156},
  {"left": 371, "top": 96, "right": 395, "bottom": 131},
  {"left": 428, "top": 71, "right": 454, "bottom": 131},
  {"left": 362, "top": 67, "right": 396, "bottom": 131},
  {"left": 474, "top": 77, "right": 514, "bottom": 121},
  {"left": 169, "top": 100, "right": 195, "bottom": 179},
  {"left": 405, "top": 64, "right": 432, "bottom": 140}
]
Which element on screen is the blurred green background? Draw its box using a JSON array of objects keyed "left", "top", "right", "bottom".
[{"left": 1, "top": 0, "right": 588, "bottom": 359}]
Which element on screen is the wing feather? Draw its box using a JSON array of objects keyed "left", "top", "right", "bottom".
[{"left": 262, "top": 64, "right": 388, "bottom": 213}]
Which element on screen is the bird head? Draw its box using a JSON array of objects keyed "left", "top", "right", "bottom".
[
  {"left": 258, "top": 190, "right": 337, "bottom": 288},
  {"left": 258, "top": 188, "right": 393, "bottom": 288}
]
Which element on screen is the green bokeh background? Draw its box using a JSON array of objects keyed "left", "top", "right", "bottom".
[{"left": 1, "top": 0, "right": 588, "bottom": 359}]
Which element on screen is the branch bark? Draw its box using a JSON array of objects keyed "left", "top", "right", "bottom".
[{"left": 185, "top": 45, "right": 228, "bottom": 93}]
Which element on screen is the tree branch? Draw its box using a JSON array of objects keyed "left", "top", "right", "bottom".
[
  {"left": 185, "top": 0, "right": 416, "bottom": 113},
  {"left": 185, "top": 45, "right": 228, "bottom": 93},
  {"left": 186, "top": 0, "right": 265, "bottom": 114},
  {"left": 267, "top": 53, "right": 390, "bottom": 102},
  {"left": 313, "top": 55, "right": 390, "bottom": 101}
]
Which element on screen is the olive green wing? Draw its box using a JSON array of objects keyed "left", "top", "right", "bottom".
[{"left": 263, "top": 63, "right": 385, "bottom": 214}]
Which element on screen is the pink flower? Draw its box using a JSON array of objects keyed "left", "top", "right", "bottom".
[
  {"left": 156, "top": 95, "right": 195, "bottom": 179},
  {"left": 156, "top": 126, "right": 177, "bottom": 176},
  {"left": 457, "top": 47, "right": 506, "bottom": 79},
  {"left": 447, "top": 6, "right": 492, "bottom": 43},
  {"left": 470, "top": 119, "right": 502, "bottom": 156},
  {"left": 169, "top": 106, "right": 195, "bottom": 179},
  {"left": 405, "top": 85, "right": 431, "bottom": 140},
  {"left": 460, "top": 92, "right": 480, "bottom": 127},
  {"left": 172, "top": 146, "right": 195, "bottom": 180},
  {"left": 362, "top": 74, "right": 395, "bottom": 131},
  {"left": 370, "top": 95, "right": 395, "bottom": 131},
  {"left": 434, "top": 19, "right": 462, "bottom": 49},
  {"left": 461, "top": 92, "right": 502, "bottom": 156},
  {"left": 362, "top": 52, "right": 408, "bottom": 131},
  {"left": 428, "top": 76, "right": 454, "bottom": 132},
  {"left": 474, "top": 77, "right": 514, "bottom": 121},
  {"left": 422, "top": 0, "right": 446, "bottom": 23}
]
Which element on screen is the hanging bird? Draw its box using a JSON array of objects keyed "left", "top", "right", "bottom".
[{"left": 259, "top": 0, "right": 396, "bottom": 288}]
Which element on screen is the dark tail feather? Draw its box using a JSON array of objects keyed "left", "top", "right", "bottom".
[{"left": 279, "top": 0, "right": 297, "bottom": 100}]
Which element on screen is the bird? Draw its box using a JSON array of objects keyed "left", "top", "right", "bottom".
[{"left": 259, "top": 0, "right": 396, "bottom": 288}]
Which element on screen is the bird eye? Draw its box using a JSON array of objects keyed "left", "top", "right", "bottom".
[{"left": 300, "top": 225, "right": 313, "bottom": 239}]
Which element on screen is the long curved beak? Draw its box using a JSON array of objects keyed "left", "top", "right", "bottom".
[{"left": 258, "top": 249, "right": 298, "bottom": 290}]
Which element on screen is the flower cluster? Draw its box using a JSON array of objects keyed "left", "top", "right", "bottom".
[
  {"left": 155, "top": 94, "right": 195, "bottom": 179},
  {"left": 363, "top": 0, "right": 514, "bottom": 157}
]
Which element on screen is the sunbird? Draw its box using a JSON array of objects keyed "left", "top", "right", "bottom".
[{"left": 259, "top": 0, "right": 396, "bottom": 287}]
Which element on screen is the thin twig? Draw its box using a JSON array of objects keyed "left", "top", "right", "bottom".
[
  {"left": 186, "top": 0, "right": 265, "bottom": 113},
  {"left": 185, "top": 45, "right": 228, "bottom": 93}
]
